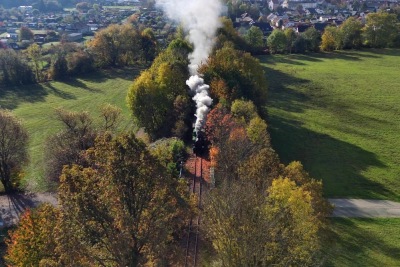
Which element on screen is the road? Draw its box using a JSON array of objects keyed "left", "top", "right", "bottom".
[
  {"left": 0, "top": 192, "right": 57, "bottom": 227},
  {"left": 329, "top": 199, "right": 400, "bottom": 218},
  {"left": 0, "top": 194, "right": 399, "bottom": 228}
]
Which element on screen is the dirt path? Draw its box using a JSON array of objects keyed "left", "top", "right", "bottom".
[
  {"left": 329, "top": 199, "right": 400, "bottom": 218},
  {"left": 0, "top": 193, "right": 57, "bottom": 227}
]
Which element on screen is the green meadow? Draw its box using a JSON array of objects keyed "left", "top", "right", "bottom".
[
  {"left": 324, "top": 218, "right": 400, "bottom": 266},
  {"left": 261, "top": 49, "right": 400, "bottom": 201},
  {"left": 1, "top": 68, "right": 139, "bottom": 191}
]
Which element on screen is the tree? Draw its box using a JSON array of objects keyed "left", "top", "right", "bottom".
[
  {"left": 56, "top": 133, "right": 191, "bottom": 266},
  {"left": 203, "top": 177, "right": 328, "bottom": 266},
  {"left": 44, "top": 108, "right": 96, "bottom": 184},
  {"left": 141, "top": 28, "right": 157, "bottom": 63},
  {"left": 284, "top": 28, "right": 297, "bottom": 53},
  {"left": 88, "top": 24, "right": 141, "bottom": 67},
  {"left": 19, "top": 26, "right": 34, "bottom": 41},
  {"left": 245, "top": 26, "right": 264, "bottom": 51},
  {"left": 320, "top": 25, "right": 342, "bottom": 51},
  {"left": 302, "top": 27, "right": 321, "bottom": 52},
  {"left": 27, "top": 43, "right": 43, "bottom": 82},
  {"left": 363, "top": 12, "right": 398, "bottom": 48},
  {"left": 340, "top": 17, "right": 363, "bottom": 49},
  {"left": 293, "top": 34, "right": 307, "bottom": 53},
  {"left": 199, "top": 44, "right": 267, "bottom": 107},
  {"left": 267, "top": 29, "right": 287, "bottom": 54},
  {"left": 49, "top": 51, "right": 68, "bottom": 80},
  {"left": 0, "top": 110, "right": 28, "bottom": 192},
  {"left": 5, "top": 204, "right": 59, "bottom": 266},
  {"left": 127, "top": 40, "right": 191, "bottom": 140},
  {"left": 0, "top": 49, "right": 35, "bottom": 85},
  {"left": 76, "top": 1, "right": 91, "bottom": 12}
]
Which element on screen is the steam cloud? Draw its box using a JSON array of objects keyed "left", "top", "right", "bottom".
[{"left": 156, "top": 0, "right": 223, "bottom": 133}]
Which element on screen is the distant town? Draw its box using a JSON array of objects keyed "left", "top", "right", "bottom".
[{"left": 1, "top": 0, "right": 399, "bottom": 50}]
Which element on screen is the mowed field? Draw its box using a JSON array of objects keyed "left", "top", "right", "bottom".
[
  {"left": 260, "top": 49, "right": 400, "bottom": 201},
  {"left": 1, "top": 68, "right": 139, "bottom": 191},
  {"left": 323, "top": 218, "right": 400, "bottom": 266}
]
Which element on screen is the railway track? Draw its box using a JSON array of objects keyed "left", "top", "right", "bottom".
[{"left": 184, "top": 156, "right": 203, "bottom": 267}]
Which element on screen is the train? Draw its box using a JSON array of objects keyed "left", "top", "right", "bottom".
[{"left": 192, "top": 130, "right": 208, "bottom": 156}]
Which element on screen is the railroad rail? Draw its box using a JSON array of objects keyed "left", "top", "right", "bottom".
[{"left": 184, "top": 156, "right": 203, "bottom": 267}]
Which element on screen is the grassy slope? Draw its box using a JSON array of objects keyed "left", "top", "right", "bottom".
[
  {"left": 324, "top": 218, "right": 400, "bottom": 266},
  {"left": 260, "top": 49, "right": 400, "bottom": 200},
  {"left": 1, "top": 68, "right": 139, "bottom": 191}
]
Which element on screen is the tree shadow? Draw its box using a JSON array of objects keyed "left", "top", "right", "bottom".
[
  {"left": 0, "top": 83, "right": 48, "bottom": 110},
  {"left": 323, "top": 218, "right": 400, "bottom": 266},
  {"left": 79, "top": 66, "right": 143, "bottom": 84},
  {"left": 62, "top": 77, "right": 102, "bottom": 93},
  {"left": 366, "top": 48, "right": 400, "bottom": 56},
  {"left": 43, "top": 82, "right": 76, "bottom": 100},
  {"left": 263, "top": 66, "right": 311, "bottom": 113},
  {"left": 0, "top": 193, "right": 36, "bottom": 227},
  {"left": 268, "top": 116, "right": 392, "bottom": 199}
]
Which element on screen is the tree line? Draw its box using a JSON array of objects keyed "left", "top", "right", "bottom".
[
  {"left": 2, "top": 17, "right": 334, "bottom": 266},
  {"left": 265, "top": 12, "right": 400, "bottom": 54},
  {"left": 0, "top": 23, "right": 157, "bottom": 86}
]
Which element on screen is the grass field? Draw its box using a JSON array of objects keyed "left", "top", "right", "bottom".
[
  {"left": 1, "top": 68, "right": 140, "bottom": 191},
  {"left": 324, "top": 218, "right": 400, "bottom": 266},
  {"left": 260, "top": 49, "right": 400, "bottom": 201}
]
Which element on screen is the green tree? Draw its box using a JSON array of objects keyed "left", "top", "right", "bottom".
[
  {"left": 293, "top": 34, "right": 307, "bottom": 53},
  {"left": 284, "top": 28, "right": 297, "bottom": 53},
  {"left": 127, "top": 39, "right": 191, "bottom": 140},
  {"left": 0, "top": 49, "right": 35, "bottom": 85},
  {"left": 340, "top": 17, "right": 363, "bottom": 49},
  {"left": 27, "top": 43, "right": 43, "bottom": 82},
  {"left": 267, "top": 29, "right": 287, "bottom": 54},
  {"left": 363, "top": 12, "right": 398, "bottom": 48},
  {"left": 302, "top": 27, "right": 321, "bottom": 52},
  {"left": 245, "top": 25, "right": 264, "bottom": 50},
  {"left": 0, "top": 110, "right": 28, "bottom": 192}
]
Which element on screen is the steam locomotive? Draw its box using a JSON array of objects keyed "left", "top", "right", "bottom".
[{"left": 192, "top": 130, "right": 207, "bottom": 156}]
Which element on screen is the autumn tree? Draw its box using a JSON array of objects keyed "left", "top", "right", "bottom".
[
  {"left": 0, "top": 110, "right": 28, "bottom": 192},
  {"left": 19, "top": 26, "right": 34, "bottom": 41},
  {"left": 320, "top": 25, "right": 342, "bottom": 51},
  {"left": 199, "top": 44, "right": 267, "bottom": 107},
  {"left": 44, "top": 106, "right": 121, "bottom": 185},
  {"left": 88, "top": 24, "right": 141, "bottom": 67},
  {"left": 203, "top": 177, "right": 329, "bottom": 266},
  {"left": 56, "top": 133, "right": 191, "bottom": 266},
  {"left": 5, "top": 204, "right": 59, "bottom": 266}
]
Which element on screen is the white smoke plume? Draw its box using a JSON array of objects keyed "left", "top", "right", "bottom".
[
  {"left": 156, "top": 0, "right": 223, "bottom": 133},
  {"left": 186, "top": 75, "right": 213, "bottom": 132}
]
